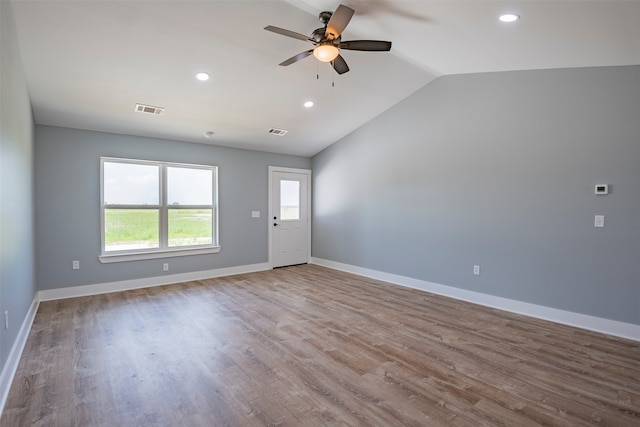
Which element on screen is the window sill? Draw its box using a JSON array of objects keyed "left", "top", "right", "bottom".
[{"left": 98, "top": 246, "right": 221, "bottom": 263}]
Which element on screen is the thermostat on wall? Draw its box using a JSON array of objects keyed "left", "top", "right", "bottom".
[{"left": 595, "top": 184, "right": 608, "bottom": 195}]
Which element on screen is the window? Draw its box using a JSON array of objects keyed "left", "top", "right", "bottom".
[
  {"left": 280, "top": 180, "right": 300, "bottom": 220},
  {"left": 99, "top": 157, "right": 219, "bottom": 263}
]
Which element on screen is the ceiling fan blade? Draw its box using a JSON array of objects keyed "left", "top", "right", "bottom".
[
  {"left": 331, "top": 54, "right": 350, "bottom": 75},
  {"left": 339, "top": 40, "right": 392, "bottom": 51},
  {"left": 264, "top": 25, "right": 313, "bottom": 43},
  {"left": 325, "top": 4, "right": 354, "bottom": 40},
  {"left": 279, "top": 50, "right": 314, "bottom": 66}
]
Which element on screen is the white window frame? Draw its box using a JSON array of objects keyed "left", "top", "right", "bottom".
[{"left": 99, "top": 157, "right": 220, "bottom": 263}]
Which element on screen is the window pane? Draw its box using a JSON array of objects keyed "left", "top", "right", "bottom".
[
  {"left": 280, "top": 180, "right": 300, "bottom": 220},
  {"left": 104, "top": 162, "right": 159, "bottom": 205},
  {"left": 167, "top": 167, "right": 212, "bottom": 205},
  {"left": 104, "top": 209, "right": 159, "bottom": 251},
  {"left": 168, "top": 209, "right": 213, "bottom": 247}
]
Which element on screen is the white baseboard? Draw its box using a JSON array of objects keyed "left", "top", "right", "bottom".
[
  {"left": 0, "top": 297, "right": 39, "bottom": 416},
  {"left": 38, "top": 262, "right": 271, "bottom": 301},
  {"left": 311, "top": 257, "right": 640, "bottom": 342}
]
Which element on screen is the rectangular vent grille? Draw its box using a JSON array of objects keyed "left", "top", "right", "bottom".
[
  {"left": 268, "top": 128, "right": 288, "bottom": 136},
  {"left": 135, "top": 103, "right": 165, "bottom": 115}
]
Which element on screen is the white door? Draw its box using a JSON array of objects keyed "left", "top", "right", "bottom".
[{"left": 269, "top": 167, "right": 310, "bottom": 268}]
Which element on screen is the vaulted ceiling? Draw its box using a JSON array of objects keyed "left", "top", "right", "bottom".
[{"left": 10, "top": 0, "right": 640, "bottom": 156}]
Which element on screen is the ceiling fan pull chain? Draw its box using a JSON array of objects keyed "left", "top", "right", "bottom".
[{"left": 332, "top": 64, "right": 335, "bottom": 87}]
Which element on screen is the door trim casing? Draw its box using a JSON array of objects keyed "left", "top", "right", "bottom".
[{"left": 268, "top": 166, "right": 311, "bottom": 268}]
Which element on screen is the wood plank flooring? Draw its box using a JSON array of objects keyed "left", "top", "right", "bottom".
[{"left": 2, "top": 264, "right": 639, "bottom": 426}]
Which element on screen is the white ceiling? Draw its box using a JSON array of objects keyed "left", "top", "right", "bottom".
[{"left": 10, "top": 0, "right": 640, "bottom": 157}]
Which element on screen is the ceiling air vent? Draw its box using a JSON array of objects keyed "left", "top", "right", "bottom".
[
  {"left": 135, "top": 103, "right": 165, "bottom": 115},
  {"left": 268, "top": 128, "right": 288, "bottom": 136}
]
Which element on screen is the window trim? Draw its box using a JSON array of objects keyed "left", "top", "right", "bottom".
[{"left": 98, "top": 157, "right": 220, "bottom": 263}]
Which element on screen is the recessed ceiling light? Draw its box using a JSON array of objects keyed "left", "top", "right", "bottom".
[
  {"left": 303, "top": 101, "right": 314, "bottom": 108},
  {"left": 499, "top": 14, "right": 520, "bottom": 23},
  {"left": 196, "top": 72, "right": 210, "bottom": 81}
]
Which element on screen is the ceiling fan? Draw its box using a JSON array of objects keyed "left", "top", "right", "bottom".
[{"left": 264, "top": 4, "right": 392, "bottom": 75}]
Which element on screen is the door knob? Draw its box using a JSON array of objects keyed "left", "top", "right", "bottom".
[{"left": 273, "top": 223, "right": 279, "bottom": 227}]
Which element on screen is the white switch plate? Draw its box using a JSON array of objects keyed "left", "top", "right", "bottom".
[
  {"left": 594, "top": 215, "right": 605, "bottom": 228},
  {"left": 251, "top": 211, "right": 260, "bottom": 218},
  {"left": 163, "top": 263, "right": 169, "bottom": 271},
  {"left": 72, "top": 260, "right": 80, "bottom": 270},
  {"left": 473, "top": 265, "right": 480, "bottom": 275}
]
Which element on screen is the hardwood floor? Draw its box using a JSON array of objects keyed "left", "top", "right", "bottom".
[{"left": 2, "top": 264, "right": 639, "bottom": 426}]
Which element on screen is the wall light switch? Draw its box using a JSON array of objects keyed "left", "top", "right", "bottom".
[
  {"left": 251, "top": 211, "right": 260, "bottom": 218},
  {"left": 594, "top": 215, "right": 605, "bottom": 228},
  {"left": 72, "top": 260, "right": 80, "bottom": 270}
]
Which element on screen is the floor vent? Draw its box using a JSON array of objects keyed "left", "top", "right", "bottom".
[
  {"left": 135, "top": 103, "right": 165, "bottom": 115},
  {"left": 268, "top": 128, "right": 288, "bottom": 136}
]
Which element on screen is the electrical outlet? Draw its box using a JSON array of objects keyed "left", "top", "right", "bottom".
[
  {"left": 4, "top": 311, "right": 8, "bottom": 330},
  {"left": 163, "top": 263, "right": 169, "bottom": 271},
  {"left": 473, "top": 265, "right": 480, "bottom": 275},
  {"left": 72, "top": 260, "right": 80, "bottom": 270}
]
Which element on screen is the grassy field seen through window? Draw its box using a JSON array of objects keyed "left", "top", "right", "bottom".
[{"left": 105, "top": 209, "right": 212, "bottom": 251}]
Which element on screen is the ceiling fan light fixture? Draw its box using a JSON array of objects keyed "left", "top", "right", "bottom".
[{"left": 313, "top": 44, "right": 339, "bottom": 62}]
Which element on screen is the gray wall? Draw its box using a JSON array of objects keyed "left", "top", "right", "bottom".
[
  {"left": 35, "top": 125, "right": 310, "bottom": 290},
  {"left": 312, "top": 66, "right": 640, "bottom": 325},
  {"left": 0, "top": 0, "right": 37, "bottom": 372}
]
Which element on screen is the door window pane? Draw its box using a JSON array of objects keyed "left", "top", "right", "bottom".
[
  {"left": 167, "top": 167, "right": 212, "bottom": 205},
  {"left": 104, "top": 209, "right": 159, "bottom": 251},
  {"left": 280, "top": 180, "right": 300, "bottom": 220},
  {"left": 168, "top": 209, "right": 213, "bottom": 247},
  {"left": 103, "top": 162, "right": 159, "bottom": 205}
]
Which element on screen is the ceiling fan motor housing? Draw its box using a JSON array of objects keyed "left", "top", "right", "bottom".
[{"left": 311, "top": 28, "right": 325, "bottom": 43}]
